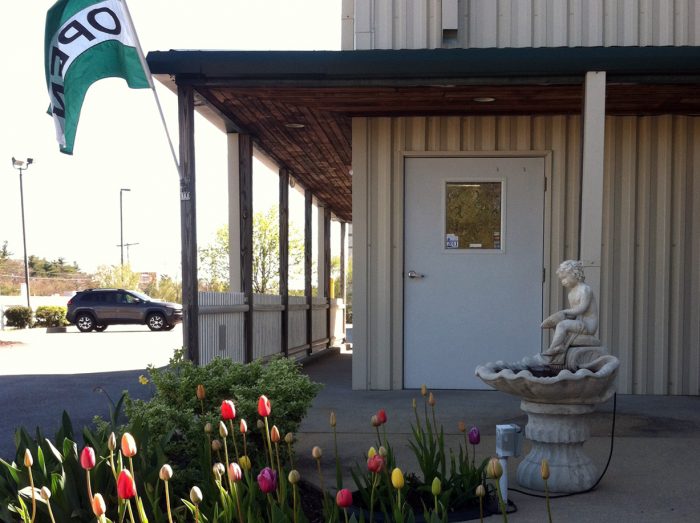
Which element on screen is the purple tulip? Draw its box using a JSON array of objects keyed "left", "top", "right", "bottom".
[
  {"left": 468, "top": 426, "right": 481, "bottom": 445},
  {"left": 257, "top": 467, "right": 278, "bottom": 494}
]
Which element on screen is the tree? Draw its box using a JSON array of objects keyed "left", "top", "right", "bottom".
[
  {"left": 198, "top": 205, "right": 304, "bottom": 294},
  {"left": 93, "top": 264, "right": 141, "bottom": 289},
  {"left": 199, "top": 227, "right": 230, "bottom": 292},
  {"left": 0, "top": 241, "right": 11, "bottom": 261},
  {"left": 145, "top": 275, "right": 182, "bottom": 303}
]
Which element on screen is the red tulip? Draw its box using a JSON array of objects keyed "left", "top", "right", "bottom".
[
  {"left": 80, "top": 447, "right": 96, "bottom": 470},
  {"left": 257, "top": 467, "right": 278, "bottom": 494},
  {"left": 117, "top": 470, "right": 137, "bottom": 500},
  {"left": 270, "top": 425, "right": 281, "bottom": 443},
  {"left": 367, "top": 454, "right": 385, "bottom": 474},
  {"left": 258, "top": 395, "right": 272, "bottom": 417},
  {"left": 336, "top": 488, "right": 353, "bottom": 508},
  {"left": 121, "top": 433, "right": 137, "bottom": 458},
  {"left": 221, "top": 400, "right": 236, "bottom": 420},
  {"left": 376, "top": 409, "right": 387, "bottom": 425}
]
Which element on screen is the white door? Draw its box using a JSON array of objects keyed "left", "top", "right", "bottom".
[{"left": 404, "top": 156, "right": 545, "bottom": 389}]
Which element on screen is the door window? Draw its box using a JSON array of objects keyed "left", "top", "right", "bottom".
[{"left": 444, "top": 181, "right": 502, "bottom": 251}]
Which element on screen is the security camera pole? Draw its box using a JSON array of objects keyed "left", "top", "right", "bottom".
[{"left": 11, "top": 157, "right": 33, "bottom": 309}]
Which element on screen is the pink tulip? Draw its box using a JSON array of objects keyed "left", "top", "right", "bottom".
[
  {"left": 257, "top": 467, "right": 278, "bottom": 494},
  {"left": 221, "top": 400, "right": 236, "bottom": 420},
  {"left": 80, "top": 447, "right": 96, "bottom": 470},
  {"left": 336, "top": 488, "right": 353, "bottom": 508},
  {"left": 367, "top": 454, "right": 385, "bottom": 474},
  {"left": 228, "top": 462, "right": 242, "bottom": 483},
  {"left": 376, "top": 409, "right": 387, "bottom": 425},
  {"left": 239, "top": 419, "right": 248, "bottom": 434}
]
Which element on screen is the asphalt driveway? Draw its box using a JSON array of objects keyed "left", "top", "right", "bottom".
[{"left": 0, "top": 325, "right": 181, "bottom": 459}]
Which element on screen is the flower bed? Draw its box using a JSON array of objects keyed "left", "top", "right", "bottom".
[{"left": 0, "top": 357, "right": 547, "bottom": 522}]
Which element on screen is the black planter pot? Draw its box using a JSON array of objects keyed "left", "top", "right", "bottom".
[{"left": 348, "top": 496, "right": 508, "bottom": 522}]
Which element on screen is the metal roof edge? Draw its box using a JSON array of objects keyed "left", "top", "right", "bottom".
[{"left": 146, "top": 46, "right": 700, "bottom": 82}]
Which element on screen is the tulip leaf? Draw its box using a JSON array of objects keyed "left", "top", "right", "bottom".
[
  {"left": 0, "top": 458, "right": 21, "bottom": 483},
  {"left": 36, "top": 445, "right": 46, "bottom": 476},
  {"left": 44, "top": 438, "right": 64, "bottom": 464}
]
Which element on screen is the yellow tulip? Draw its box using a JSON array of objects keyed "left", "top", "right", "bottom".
[
  {"left": 541, "top": 459, "right": 550, "bottom": 481},
  {"left": 391, "top": 468, "right": 404, "bottom": 489},
  {"left": 367, "top": 446, "right": 377, "bottom": 459}
]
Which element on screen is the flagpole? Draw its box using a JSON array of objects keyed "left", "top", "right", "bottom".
[{"left": 120, "top": 0, "right": 180, "bottom": 173}]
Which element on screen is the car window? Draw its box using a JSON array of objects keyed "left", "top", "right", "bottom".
[
  {"left": 80, "top": 293, "right": 93, "bottom": 303},
  {"left": 122, "top": 293, "right": 140, "bottom": 304}
]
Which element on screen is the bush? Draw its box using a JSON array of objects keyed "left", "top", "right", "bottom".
[
  {"left": 121, "top": 350, "right": 322, "bottom": 494},
  {"left": 34, "top": 305, "right": 68, "bottom": 327},
  {"left": 3, "top": 305, "right": 33, "bottom": 328}
]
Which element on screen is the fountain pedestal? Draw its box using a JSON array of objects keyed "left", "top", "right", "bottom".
[{"left": 516, "top": 400, "right": 597, "bottom": 493}]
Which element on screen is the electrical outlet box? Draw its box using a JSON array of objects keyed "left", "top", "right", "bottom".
[{"left": 496, "top": 424, "right": 522, "bottom": 457}]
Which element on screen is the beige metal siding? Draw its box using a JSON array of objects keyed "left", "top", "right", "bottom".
[
  {"left": 354, "top": 114, "right": 700, "bottom": 394},
  {"left": 350, "top": 0, "right": 700, "bottom": 49},
  {"left": 352, "top": 0, "right": 443, "bottom": 49},
  {"left": 602, "top": 116, "right": 700, "bottom": 395},
  {"left": 352, "top": 115, "right": 583, "bottom": 389}
]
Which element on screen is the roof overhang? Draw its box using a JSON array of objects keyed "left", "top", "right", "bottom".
[{"left": 148, "top": 46, "right": 700, "bottom": 222}]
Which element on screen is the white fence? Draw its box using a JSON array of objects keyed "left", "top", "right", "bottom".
[{"left": 198, "top": 291, "right": 346, "bottom": 364}]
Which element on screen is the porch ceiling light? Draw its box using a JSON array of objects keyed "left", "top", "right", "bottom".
[
  {"left": 284, "top": 122, "right": 305, "bottom": 129},
  {"left": 473, "top": 97, "right": 496, "bottom": 103}
]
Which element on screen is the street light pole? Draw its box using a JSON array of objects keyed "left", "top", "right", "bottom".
[
  {"left": 120, "top": 188, "right": 131, "bottom": 266},
  {"left": 11, "top": 157, "right": 33, "bottom": 309}
]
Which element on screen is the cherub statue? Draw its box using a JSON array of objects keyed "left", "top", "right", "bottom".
[{"left": 541, "top": 260, "right": 600, "bottom": 365}]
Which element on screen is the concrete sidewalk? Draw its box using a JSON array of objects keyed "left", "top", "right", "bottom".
[{"left": 294, "top": 350, "right": 700, "bottom": 522}]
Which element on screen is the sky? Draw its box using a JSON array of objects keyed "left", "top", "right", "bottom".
[{"left": 0, "top": 0, "right": 341, "bottom": 279}]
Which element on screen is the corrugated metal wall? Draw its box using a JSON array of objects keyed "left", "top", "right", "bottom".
[
  {"left": 602, "top": 116, "right": 700, "bottom": 395},
  {"left": 353, "top": 114, "right": 700, "bottom": 394},
  {"left": 348, "top": 0, "right": 700, "bottom": 50},
  {"left": 353, "top": 115, "right": 584, "bottom": 389}
]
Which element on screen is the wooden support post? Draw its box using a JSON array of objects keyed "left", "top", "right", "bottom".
[
  {"left": 279, "top": 168, "right": 290, "bottom": 357},
  {"left": 324, "top": 208, "right": 332, "bottom": 347},
  {"left": 305, "top": 190, "right": 313, "bottom": 355},
  {"left": 340, "top": 221, "right": 347, "bottom": 334},
  {"left": 177, "top": 84, "right": 199, "bottom": 365},
  {"left": 239, "top": 134, "right": 254, "bottom": 363},
  {"left": 227, "top": 134, "right": 242, "bottom": 292}
]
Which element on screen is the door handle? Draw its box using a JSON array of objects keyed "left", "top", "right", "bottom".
[{"left": 407, "top": 270, "right": 425, "bottom": 279}]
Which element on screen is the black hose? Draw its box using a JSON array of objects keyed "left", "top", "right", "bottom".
[{"left": 508, "top": 392, "right": 617, "bottom": 499}]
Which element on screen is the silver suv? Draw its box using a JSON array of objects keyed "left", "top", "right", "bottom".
[{"left": 66, "top": 289, "right": 182, "bottom": 332}]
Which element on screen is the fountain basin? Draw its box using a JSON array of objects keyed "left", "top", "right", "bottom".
[
  {"left": 475, "top": 347, "right": 619, "bottom": 493},
  {"left": 475, "top": 349, "right": 619, "bottom": 405}
]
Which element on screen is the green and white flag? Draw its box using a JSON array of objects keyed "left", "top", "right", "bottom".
[{"left": 45, "top": 0, "right": 151, "bottom": 154}]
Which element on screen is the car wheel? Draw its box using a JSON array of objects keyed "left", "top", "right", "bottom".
[
  {"left": 95, "top": 324, "right": 108, "bottom": 332},
  {"left": 163, "top": 324, "right": 175, "bottom": 331},
  {"left": 147, "top": 312, "right": 167, "bottom": 331},
  {"left": 76, "top": 313, "right": 95, "bottom": 332}
]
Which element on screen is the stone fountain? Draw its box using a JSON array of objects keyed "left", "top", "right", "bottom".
[{"left": 475, "top": 260, "right": 619, "bottom": 493}]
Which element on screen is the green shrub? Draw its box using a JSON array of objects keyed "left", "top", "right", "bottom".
[
  {"left": 120, "top": 350, "right": 322, "bottom": 494},
  {"left": 34, "top": 305, "right": 68, "bottom": 327},
  {"left": 3, "top": 305, "right": 33, "bottom": 328}
]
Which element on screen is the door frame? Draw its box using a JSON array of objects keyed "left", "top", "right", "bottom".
[{"left": 396, "top": 151, "right": 554, "bottom": 389}]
